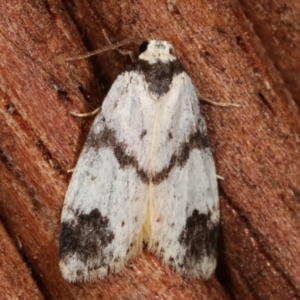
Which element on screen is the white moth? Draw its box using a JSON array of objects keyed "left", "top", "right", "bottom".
[{"left": 59, "top": 40, "right": 219, "bottom": 282}]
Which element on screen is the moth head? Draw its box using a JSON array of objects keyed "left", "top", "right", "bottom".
[{"left": 139, "top": 40, "right": 176, "bottom": 64}]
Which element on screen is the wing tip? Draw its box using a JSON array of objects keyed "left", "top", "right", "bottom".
[
  {"left": 147, "top": 240, "right": 217, "bottom": 280},
  {"left": 59, "top": 259, "right": 126, "bottom": 283},
  {"left": 59, "top": 241, "right": 144, "bottom": 283},
  {"left": 59, "top": 261, "right": 108, "bottom": 282},
  {"left": 163, "top": 254, "right": 217, "bottom": 280}
]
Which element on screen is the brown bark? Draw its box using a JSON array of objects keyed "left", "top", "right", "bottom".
[
  {"left": 239, "top": 0, "right": 300, "bottom": 106},
  {"left": 0, "top": 0, "right": 299, "bottom": 299},
  {"left": 0, "top": 222, "right": 44, "bottom": 299}
]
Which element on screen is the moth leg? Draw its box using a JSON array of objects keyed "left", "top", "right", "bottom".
[
  {"left": 69, "top": 107, "right": 100, "bottom": 118},
  {"left": 197, "top": 91, "right": 240, "bottom": 107}
]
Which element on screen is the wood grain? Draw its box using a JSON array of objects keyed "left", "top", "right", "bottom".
[
  {"left": 239, "top": 0, "right": 300, "bottom": 106},
  {"left": 0, "top": 222, "right": 44, "bottom": 299}
]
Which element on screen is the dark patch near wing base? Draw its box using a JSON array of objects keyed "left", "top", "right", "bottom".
[
  {"left": 86, "top": 126, "right": 210, "bottom": 185},
  {"left": 59, "top": 209, "right": 115, "bottom": 265},
  {"left": 178, "top": 210, "right": 218, "bottom": 264},
  {"left": 127, "top": 59, "right": 184, "bottom": 97}
]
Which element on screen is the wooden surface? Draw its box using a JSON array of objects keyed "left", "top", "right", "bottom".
[
  {"left": 0, "top": 222, "right": 44, "bottom": 300},
  {"left": 240, "top": 0, "right": 300, "bottom": 106},
  {"left": 0, "top": 0, "right": 300, "bottom": 299}
]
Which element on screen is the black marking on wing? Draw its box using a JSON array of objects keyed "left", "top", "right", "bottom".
[
  {"left": 86, "top": 126, "right": 210, "bottom": 185},
  {"left": 59, "top": 209, "right": 114, "bottom": 265},
  {"left": 151, "top": 130, "right": 210, "bottom": 184},
  {"left": 140, "top": 130, "right": 147, "bottom": 139},
  {"left": 178, "top": 210, "right": 218, "bottom": 264},
  {"left": 127, "top": 59, "right": 184, "bottom": 97}
]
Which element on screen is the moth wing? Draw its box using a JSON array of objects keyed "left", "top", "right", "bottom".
[
  {"left": 59, "top": 71, "right": 155, "bottom": 282},
  {"left": 148, "top": 73, "right": 219, "bottom": 279}
]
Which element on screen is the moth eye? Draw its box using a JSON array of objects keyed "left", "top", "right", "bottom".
[
  {"left": 139, "top": 41, "right": 149, "bottom": 54},
  {"left": 169, "top": 47, "right": 174, "bottom": 55}
]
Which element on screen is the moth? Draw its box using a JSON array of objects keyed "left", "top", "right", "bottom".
[{"left": 59, "top": 40, "right": 219, "bottom": 282}]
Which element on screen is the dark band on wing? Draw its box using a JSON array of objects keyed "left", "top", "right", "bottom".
[
  {"left": 59, "top": 209, "right": 115, "bottom": 265},
  {"left": 86, "top": 126, "right": 210, "bottom": 185},
  {"left": 151, "top": 130, "right": 210, "bottom": 184},
  {"left": 178, "top": 209, "right": 219, "bottom": 265}
]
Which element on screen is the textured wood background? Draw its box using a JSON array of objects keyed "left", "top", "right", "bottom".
[{"left": 0, "top": 0, "right": 300, "bottom": 299}]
